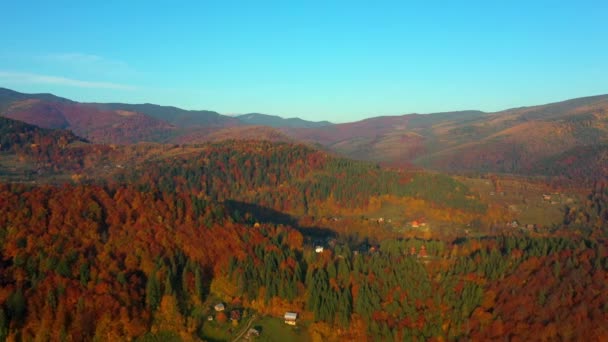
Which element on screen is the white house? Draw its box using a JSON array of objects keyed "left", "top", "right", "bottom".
[
  {"left": 284, "top": 312, "right": 298, "bottom": 325},
  {"left": 214, "top": 303, "right": 225, "bottom": 312},
  {"left": 315, "top": 246, "right": 324, "bottom": 253}
]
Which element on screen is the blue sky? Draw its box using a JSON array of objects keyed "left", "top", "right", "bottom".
[{"left": 1, "top": 1, "right": 607, "bottom": 122}]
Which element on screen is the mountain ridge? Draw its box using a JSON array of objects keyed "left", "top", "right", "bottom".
[{"left": 2, "top": 87, "right": 608, "bottom": 180}]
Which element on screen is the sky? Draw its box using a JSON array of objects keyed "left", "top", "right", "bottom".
[{"left": 1, "top": 1, "right": 607, "bottom": 123}]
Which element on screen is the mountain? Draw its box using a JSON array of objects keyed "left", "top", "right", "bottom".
[
  {"left": 237, "top": 112, "right": 333, "bottom": 128},
  {"left": 0, "top": 88, "right": 178, "bottom": 144},
  {"left": 413, "top": 95, "right": 608, "bottom": 176},
  {"left": 0, "top": 87, "right": 73, "bottom": 112},
  {"left": 282, "top": 110, "right": 488, "bottom": 165},
  {"left": 91, "top": 102, "right": 240, "bottom": 128},
  {"left": 2, "top": 100, "right": 175, "bottom": 144},
  {"left": 3, "top": 87, "right": 608, "bottom": 181},
  {"left": 282, "top": 95, "right": 608, "bottom": 179}
]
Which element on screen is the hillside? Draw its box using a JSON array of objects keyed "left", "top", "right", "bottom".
[
  {"left": 0, "top": 116, "right": 83, "bottom": 152},
  {"left": 237, "top": 113, "right": 332, "bottom": 128},
  {"left": 91, "top": 102, "right": 239, "bottom": 128},
  {"left": 0, "top": 137, "right": 606, "bottom": 340},
  {"left": 282, "top": 96, "right": 608, "bottom": 180},
  {"left": 0, "top": 88, "right": 74, "bottom": 113},
  {"left": 0, "top": 90, "right": 177, "bottom": 144},
  {"left": 414, "top": 95, "right": 608, "bottom": 177},
  {"left": 174, "top": 125, "right": 293, "bottom": 144}
]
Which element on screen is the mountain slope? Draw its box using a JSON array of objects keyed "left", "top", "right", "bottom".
[
  {"left": 237, "top": 112, "right": 332, "bottom": 128},
  {"left": 413, "top": 95, "right": 608, "bottom": 175},
  {"left": 92, "top": 102, "right": 239, "bottom": 128},
  {"left": 282, "top": 95, "right": 608, "bottom": 179},
  {"left": 0, "top": 116, "right": 83, "bottom": 152},
  {"left": 1, "top": 99, "right": 176, "bottom": 144},
  {"left": 283, "top": 110, "right": 487, "bottom": 163},
  {"left": 3, "top": 87, "right": 608, "bottom": 180},
  {"left": 0, "top": 87, "right": 74, "bottom": 112}
]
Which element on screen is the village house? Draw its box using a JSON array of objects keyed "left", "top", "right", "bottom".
[
  {"left": 230, "top": 310, "right": 241, "bottom": 322},
  {"left": 284, "top": 312, "right": 298, "bottom": 325},
  {"left": 214, "top": 303, "right": 225, "bottom": 312},
  {"left": 315, "top": 246, "right": 324, "bottom": 253},
  {"left": 418, "top": 245, "right": 428, "bottom": 258},
  {"left": 411, "top": 219, "right": 427, "bottom": 229},
  {"left": 246, "top": 328, "right": 260, "bottom": 338}
]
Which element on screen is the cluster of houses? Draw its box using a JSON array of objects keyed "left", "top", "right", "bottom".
[
  {"left": 371, "top": 217, "right": 392, "bottom": 224},
  {"left": 210, "top": 301, "right": 299, "bottom": 331},
  {"left": 498, "top": 220, "right": 546, "bottom": 233},
  {"left": 209, "top": 302, "right": 242, "bottom": 325}
]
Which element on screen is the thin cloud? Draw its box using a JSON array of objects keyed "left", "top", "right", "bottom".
[
  {"left": 38, "top": 52, "right": 138, "bottom": 78},
  {"left": 43, "top": 53, "right": 130, "bottom": 69},
  {"left": 45, "top": 52, "right": 105, "bottom": 62},
  {"left": 0, "top": 71, "right": 136, "bottom": 90}
]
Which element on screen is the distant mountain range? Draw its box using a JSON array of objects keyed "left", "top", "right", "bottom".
[
  {"left": 237, "top": 113, "right": 332, "bottom": 128},
  {"left": 0, "top": 88, "right": 331, "bottom": 143},
  {"left": 2, "top": 87, "right": 608, "bottom": 180}
]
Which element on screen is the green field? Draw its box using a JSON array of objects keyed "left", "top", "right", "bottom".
[
  {"left": 459, "top": 176, "right": 583, "bottom": 228},
  {"left": 252, "top": 317, "right": 310, "bottom": 342}
]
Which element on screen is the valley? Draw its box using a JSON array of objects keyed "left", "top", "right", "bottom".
[{"left": 0, "top": 90, "right": 607, "bottom": 341}]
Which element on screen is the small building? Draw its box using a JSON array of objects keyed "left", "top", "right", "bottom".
[
  {"left": 284, "top": 312, "right": 298, "bottom": 325},
  {"left": 418, "top": 245, "right": 428, "bottom": 258},
  {"left": 230, "top": 310, "right": 241, "bottom": 322},
  {"left": 246, "top": 328, "right": 260, "bottom": 338},
  {"left": 207, "top": 315, "right": 214, "bottom": 321},
  {"left": 315, "top": 246, "right": 324, "bottom": 253},
  {"left": 214, "top": 303, "right": 225, "bottom": 312}
]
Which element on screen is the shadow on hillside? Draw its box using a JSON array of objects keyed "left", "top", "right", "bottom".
[{"left": 223, "top": 200, "right": 336, "bottom": 240}]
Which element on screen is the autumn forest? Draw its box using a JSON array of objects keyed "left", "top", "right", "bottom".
[{"left": 1, "top": 90, "right": 608, "bottom": 341}]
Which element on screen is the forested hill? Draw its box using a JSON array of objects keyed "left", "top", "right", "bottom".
[
  {"left": 0, "top": 116, "right": 84, "bottom": 153},
  {"left": 114, "top": 140, "right": 487, "bottom": 216},
  {"left": 0, "top": 129, "right": 607, "bottom": 340}
]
